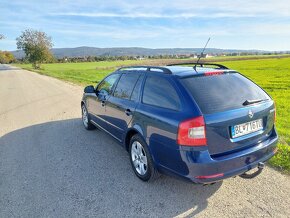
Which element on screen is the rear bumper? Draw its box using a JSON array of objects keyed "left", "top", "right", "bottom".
[{"left": 157, "top": 130, "right": 278, "bottom": 184}]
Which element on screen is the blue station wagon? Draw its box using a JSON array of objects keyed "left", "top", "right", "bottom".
[{"left": 81, "top": 63, "right": 278, "bottom": 184}]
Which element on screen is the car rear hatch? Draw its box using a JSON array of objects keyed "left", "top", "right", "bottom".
[{"left": 180, "top": 71, "right": 275, "bottom": 156}]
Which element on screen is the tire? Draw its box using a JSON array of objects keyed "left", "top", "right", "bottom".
[
  {"left": 129, "top": 134, "right": 159, "bottom": 182},
  {"left": 81, "top": 104, "right": 96, "bottom": 130}
]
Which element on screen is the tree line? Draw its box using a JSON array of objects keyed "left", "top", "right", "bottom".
[
  {"left": 54, "top": 54, "right": 195, "bottom": 63},
  {"left": 1, "top": 29, "right": 289, "bottom": 67}
]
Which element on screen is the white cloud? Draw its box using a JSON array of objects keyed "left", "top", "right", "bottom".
[
  {"left": 4, "top": 0, "right": 290, "bottom": 19},
  {"left": 52, "top": 12, "right": 259, "bottom": 19},
  {"left": 51, "top": 0, "right": 290, "bottom": 18},
  {"left": 1, "top": 0, "right": 290, "bottom": 50}
]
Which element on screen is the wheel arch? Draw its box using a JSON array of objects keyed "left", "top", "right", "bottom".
[{"left": 124, "top": 126, "right": 145, "bottom": 152}]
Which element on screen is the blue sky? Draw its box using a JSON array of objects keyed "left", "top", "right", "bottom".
[{"left": 1, "top": 0, "right": 290, "bottom": 51}]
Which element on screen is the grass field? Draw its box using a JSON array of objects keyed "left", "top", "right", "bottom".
[
  {"left": 14, "top": 55, "right": 290, "bottom": 86},
  {"left": 14, "top": 56, "right": 290, "bottom": 172}
]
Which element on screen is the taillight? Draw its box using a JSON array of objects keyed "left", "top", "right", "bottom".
[{"left": 177, "top": 116, "right": 207, "bottom": 146}]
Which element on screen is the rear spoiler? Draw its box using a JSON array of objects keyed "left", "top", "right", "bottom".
[{"left": 166, "top": 62, "right": 228, "bottom": 69}]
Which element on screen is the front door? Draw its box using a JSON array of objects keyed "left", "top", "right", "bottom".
[{"left": 89, "top": 73, "right": 120, "bottom": 129}]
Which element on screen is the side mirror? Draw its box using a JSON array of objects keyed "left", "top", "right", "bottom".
[{"left": 84, "top": 85, "right": 95, "bottom": 94}]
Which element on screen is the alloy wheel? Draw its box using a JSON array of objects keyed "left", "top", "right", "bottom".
[
  {"left": 82, "top": 105, "right": 88, "bottom": 127},
  {"left": 131, "top": 141, "right": 148, "bottom": 176}
]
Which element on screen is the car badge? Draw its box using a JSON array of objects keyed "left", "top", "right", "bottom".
[{"left": 248, "top": 110, "right": 254, "bottom": 118}]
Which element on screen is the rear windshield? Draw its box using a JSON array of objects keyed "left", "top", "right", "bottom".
[{"left": 180, "top": 73, "right": 270, "bottom": 114}]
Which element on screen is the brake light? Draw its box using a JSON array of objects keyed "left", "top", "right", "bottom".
[
  {"left": 177, "top": 116, "right": 207, "bottom": 146},
  {"left": 204, "top": 71, "right": 224, "bottom": 76}
]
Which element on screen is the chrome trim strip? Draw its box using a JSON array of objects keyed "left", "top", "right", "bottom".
[
  {"left": 91, "top": 120, "right": 122, "bottom": 142},
  {"left": 92, "top": 113, "right": 124, "bottom": 132}
]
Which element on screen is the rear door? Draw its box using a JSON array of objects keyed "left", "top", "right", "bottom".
[
  {"left": 180, "top": 72, "right": 275, "bottom": 156},
  {"left": 103, "top": 71, "right": 144, "bottom": 141}
]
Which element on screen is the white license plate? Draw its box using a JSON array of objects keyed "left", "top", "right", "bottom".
[{"left": 231, "top": 119, "right": 263, "bottom": 138}]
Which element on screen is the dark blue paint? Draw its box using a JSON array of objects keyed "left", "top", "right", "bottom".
[{"left": 82, "top": 66, "right": 278, "bottom": 184}]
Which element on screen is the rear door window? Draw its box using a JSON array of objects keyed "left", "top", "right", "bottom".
[
  {"left": 131, "top": 74, "right": 144, "bottom": 102},
  {"left": 142, "top": 76, "right": 181, "bottom": 111},
  {"left": 181, "top": 73, "right": 270, "bottom": 114}
]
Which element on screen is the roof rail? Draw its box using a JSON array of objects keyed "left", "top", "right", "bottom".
[
  {"left": 167, "top": 62, "right": 228, "bottom": 69},
  {"left": 116, "top": 66, "right": 172, "bottom": 74}
]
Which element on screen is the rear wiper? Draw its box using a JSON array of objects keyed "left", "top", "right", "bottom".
[{"left": 243, "top": 99, "right": 268, "bottom": 106}]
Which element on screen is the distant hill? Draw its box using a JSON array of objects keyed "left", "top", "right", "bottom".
[{"left": 11, "top": 46, "right": 270, "bottom": 59}]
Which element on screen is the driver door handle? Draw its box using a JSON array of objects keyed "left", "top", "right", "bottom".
[{"left": 101, "top": 101, "right": 105, "bottom": 107}]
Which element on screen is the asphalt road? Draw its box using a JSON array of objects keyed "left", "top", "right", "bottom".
[{"left": 0, "top": 64, "right": 289, "bottom": 218}]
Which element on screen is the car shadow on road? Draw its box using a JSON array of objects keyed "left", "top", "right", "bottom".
[{"left": 0, "top": 118, "right": 222, "bottom": 217}]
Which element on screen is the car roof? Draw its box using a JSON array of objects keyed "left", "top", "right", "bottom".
[{"left": 116, "top": 65, "right": 234, "bottom": 78}]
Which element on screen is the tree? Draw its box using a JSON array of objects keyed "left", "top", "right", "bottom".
[
  {"left": 0, "top": 51, "right": 15, "bottom": 64},
  {"left": 0, "top": 34, "right": 5, "bottom": 40},
  {"left": 16, "top": 29, "right": 53, "bottom": 68}
]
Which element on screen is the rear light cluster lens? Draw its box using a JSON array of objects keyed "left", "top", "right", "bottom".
[{"left": 177, "top": 116, "right": 207, "bottom": 146}]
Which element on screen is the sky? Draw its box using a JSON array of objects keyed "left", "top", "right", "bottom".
[{"left": 1, "top": 0, "right": 290, "bottom": 51}]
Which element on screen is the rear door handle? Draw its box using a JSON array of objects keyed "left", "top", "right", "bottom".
[{"left": 125, "top": 109, "right": 132, "bottom": 116}]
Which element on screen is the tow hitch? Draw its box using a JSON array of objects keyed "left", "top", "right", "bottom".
[{"left": 239, "top": 162, "right": 265, "bottom": 179}]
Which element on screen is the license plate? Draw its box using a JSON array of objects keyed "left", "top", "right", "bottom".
[{"left": 231, "top": 119, "right": 263, "bottom": 138}]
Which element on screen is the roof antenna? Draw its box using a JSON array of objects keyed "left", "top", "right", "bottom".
[{"left": 194, "top": 37, "right": 211, "bottom": 72}]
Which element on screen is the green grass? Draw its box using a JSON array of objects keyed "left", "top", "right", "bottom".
[
  {"left": 14, "top": 60, "right": 145, "bottom": 85},
  {"left": 14, "top": 56, "right": 290, "bottom": 172},
  {"left": 13, "top": 55, "right": 290, "bottom": 85}
]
